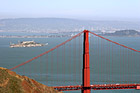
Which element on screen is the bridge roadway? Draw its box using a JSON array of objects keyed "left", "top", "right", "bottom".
[{"left": 53, "top": 84, "right": 140, "bottom": 91}]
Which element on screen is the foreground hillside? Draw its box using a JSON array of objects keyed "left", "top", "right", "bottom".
[{"left": 0, "top": 67, "right": 62, "bottom": 93}]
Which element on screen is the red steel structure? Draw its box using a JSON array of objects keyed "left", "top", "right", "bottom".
[
  {"left": 82, "top": 30, "right": 90, "bottom": 93},
  {"left": 9, "top": 30, "right": 140, "bottom": 92}
]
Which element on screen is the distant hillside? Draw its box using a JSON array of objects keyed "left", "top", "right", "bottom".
[
  {"left": 103, "top": 30, "right": 140, "bottom": 36},
  {"left": 0, "top": 18, "right": 83, "bottom": 33},
  {"left": 0, "top": 67, "right": 62, "bottom": 93},
  {"left": 0, "top": 18, "right": 140, "bottom": 33}
]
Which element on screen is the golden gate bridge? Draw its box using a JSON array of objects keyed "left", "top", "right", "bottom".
[{"left": 9, "top": 30, "right": 140, "bottom": 93}]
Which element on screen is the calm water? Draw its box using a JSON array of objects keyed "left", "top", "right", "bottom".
[{"left": 0, "top": 36, "right": 140, "bottom": 93}]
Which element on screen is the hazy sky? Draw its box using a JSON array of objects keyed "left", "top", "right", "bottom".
[{"left": 0, "top": 0, "right": 140, "bottom": 20}]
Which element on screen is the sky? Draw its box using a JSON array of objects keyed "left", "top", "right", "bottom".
[{"left": 0, "top": 0, "right": 140, "bottom": 21}]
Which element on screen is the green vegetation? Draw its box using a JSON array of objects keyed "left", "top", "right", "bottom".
[
  {"left": 0, "top": 68, "right": 22, "bottom": 93},
  {"left": 0, "top": 67, "right": 62, "bottom": 93}
]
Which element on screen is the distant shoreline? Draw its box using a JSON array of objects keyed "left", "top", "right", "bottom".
[
  {"left": 1, "top": 35, "right": 140, "bottom": 38},
  {"left": 0, "top": 35, "right": 73, "bottom": 38},
  {"left": 101, "top": 35, "right": 140, "bottom": 37},
  {"left": 102, "top": 30, "right": 140, "bottom": 37}
]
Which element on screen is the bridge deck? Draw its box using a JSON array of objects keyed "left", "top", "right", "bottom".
[{"left": 53, "top": 84, "right": 140, "bottom": 91}]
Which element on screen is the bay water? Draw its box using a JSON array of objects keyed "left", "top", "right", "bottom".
[{"left": 0, "top": 35, "right": 140, "bottom": 93}]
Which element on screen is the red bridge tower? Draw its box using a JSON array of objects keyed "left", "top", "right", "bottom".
[{"left": 82, "top": 30, "right": 91, "bottom": 93}]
